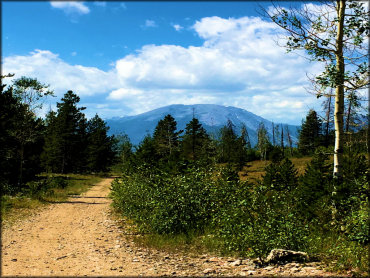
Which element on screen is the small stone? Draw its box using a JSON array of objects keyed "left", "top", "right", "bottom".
[
  {"left": 18, "top": 229, "right": 23, "bottom": 231},
  {"left": 291, "top": 267, "right": 300, "bottom": 273},
  {"left": 263, "top": 266, "right": 274, "bottom": 271},
  {"left": 203, "top": 268, "right": 215, "bottom": 274},
  {"left": 230, "top": 259, "right": 242, "bottom": 266},
  {"left": 247, "top": 270, "right": 256, "bottom": 275},
  {"left": 11, "top": 258, "right": 17, "bottom": 262},
  {"left": 302, "top": 266, "right": 316, "bottom": 271},
  {"left": 266, "top": 249, "right": 309, "bottom": 264},
  {"left": 132, "top": 258, "right": 140, "bottom": 262}
]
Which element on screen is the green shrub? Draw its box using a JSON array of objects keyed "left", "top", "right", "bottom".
[
  {"left": 47, "top": 176, "right": 68, "bottom": 188},
  {"left": 110, "top": 165, "right": 218, "bottom": 235},
  {"left": 213, "top": 181, "right": 309, "bottom": 260}
]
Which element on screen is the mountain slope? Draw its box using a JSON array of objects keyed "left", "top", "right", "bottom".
[{"left": 105, "top": 104, "right": 300, "bottom": 146}]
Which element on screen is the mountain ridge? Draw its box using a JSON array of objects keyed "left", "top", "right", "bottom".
[{"left": 105, "top": 104, "right": 300, "bottom": 146}]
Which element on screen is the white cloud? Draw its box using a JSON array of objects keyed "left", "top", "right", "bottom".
[
  {"left": 2, "top": 50, "right": 119, "bottom": 97},
  {"left": 172, "top": 24, "right": 183, "bottom": 31},
  {"left": 3, "top": 15, "right": 325, "bottom": 123},
  {"left": 144, "top": 20, "right": 157, "bottom": 28},
  {"left": 50, "top": 1, "right": 90, "bottom": 14}
]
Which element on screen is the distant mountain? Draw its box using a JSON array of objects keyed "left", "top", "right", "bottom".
[{"left": 105, "top": 104, "right": 300, "bottom": 146}]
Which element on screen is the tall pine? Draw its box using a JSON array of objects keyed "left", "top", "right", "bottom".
[
  {"left": 42, "top": 90, "right": 87, "bottom": 173},
  {"left": 86, "top": 114, "right": 115, "bottom": 172},
  {"left": 298, "top": 109, "right": 322, "bottom": 155},
  {"left": 181, "top": 117, "right": 210, "bottom": 161}
]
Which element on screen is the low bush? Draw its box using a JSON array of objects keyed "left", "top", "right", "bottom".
[{"left": 111, "top": 165, "right": 218, "bottom": 235}]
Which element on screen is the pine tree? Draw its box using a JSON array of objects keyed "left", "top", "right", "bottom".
[
  {"left": 235, "top": 124, "right": 251, "bottom": 170},
  {"left": 135, "top": 134, "right": 159, "bottom": 166},
  {"left": 86, "top": 114, "right": 116, "bottom": 172},
  {"left": 218, "top": 119, "right": 238, "bottom": 163},
  {"left": 42, "top": 90, "right": 87, "bottom": 173},
  {"left": 298, "top": 151, "right": 332, "bottom": 219},
  {"left": 263, "top": 158, "right": 298, "bottom": 192},
  {"left": 181, "top": 117, "right": 210, "bottom": 161},
  {"left": 153, "top": 114, "right": 182, "bottom": 161},
  {"left": 298, "top": 109, "right": 322, "bottom": 155}
]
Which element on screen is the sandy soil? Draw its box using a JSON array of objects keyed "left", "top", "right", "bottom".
[{"left": 1, "top": 178, "right": 345, "bottom": 277}]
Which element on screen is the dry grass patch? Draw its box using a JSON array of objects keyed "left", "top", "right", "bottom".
[{"left": 239, "top": 156, "right": 314, "bottom": 181}]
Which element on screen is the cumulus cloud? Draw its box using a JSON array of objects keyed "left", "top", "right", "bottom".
[
  {"left": 3, "top": 15, "right": 324, "bottom": 123},
  {"left": 50, "top": 1, "right": 90, "bottom": 15},
  {"left": 2, "top": 49, "right": 119, "bottom": 97}
]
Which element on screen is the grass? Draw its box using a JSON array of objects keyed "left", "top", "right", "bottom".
[
  {"left": 1, "top": 173, "right": 103, "bottom": 226},
  {"left": 238, "top": 156, "right": 313, "bottom": 181}
]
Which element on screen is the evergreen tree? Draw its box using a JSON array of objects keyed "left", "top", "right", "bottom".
[
  {"left": 181, "top": 117, "right": 210, "bottom": 161},
  {"left": 42, "top": 90, "right": 87, "bottom": 173},
  {"left": 218, "top": 119, "right": 238, "bottom": 163},
  {"left": 235, "top": 124, "right": 251, "bottom": 170},
  {"left": 86, "top": 114, "right": 116, "bottom": 172},
  {"left": 298, "top": 109, "right": 322, "bottom": 155},
  {"left": 153, "top": 114, "right": 182, "bottom": 161},
  {"left": 135, "top": 134, "right": 159, "bottom": 166},
  {"left": 298, "top": 151, "right": 332, "bottom": 219},
  {"left": 263, "top": 158, "right": 298, "bottom": 191},
  {"left": 41, "top": 111, "right": 61, "bottom": 173}
]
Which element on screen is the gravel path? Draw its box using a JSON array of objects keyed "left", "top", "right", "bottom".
[{"left": 1, "top": 178, "right": 343, "bottom": 276}]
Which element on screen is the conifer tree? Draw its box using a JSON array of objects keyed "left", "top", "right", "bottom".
[
  {"left": 153, "top": 114, "right": 182, "bottom": 161},
  {"left": 298, "top": 109, "right": 322, "bottom": 155},
  {"left": 235, "top": 124, "right": 251, "bottom": 169},
  {"left": 42, "top": 90, "right": 87, "bottom": 173},
  {"left": 86, "top": 114, "right": 116, "bottom": 172},
  {"left": 135, "top": 134, "right": 159, "bottom": 166},
  {"left": 181, "top": 117, "right": 210, "bottom": 161},
  {"left": 263, "top": 158, "right": 298, "bottom": 191},
  {"left": 219, "top": 119, "right": 238, "bottom": 163}
]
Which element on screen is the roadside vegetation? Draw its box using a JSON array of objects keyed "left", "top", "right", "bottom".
[{"left": 110, "top": 110, "right": 369, "bottom": 275}]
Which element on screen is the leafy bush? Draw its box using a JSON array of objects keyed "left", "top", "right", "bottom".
[
  {"left": 47, "top": 176, "right": 68, "bottom": 188},
  {"left": 111, "top": 165, "right": 218, "bottom": 235},
  {"left": 213, "top": 161, "right": 309, "bottom": 259},
  {"left": 343, "top": 175, "right": 369, "bottom": 244}
]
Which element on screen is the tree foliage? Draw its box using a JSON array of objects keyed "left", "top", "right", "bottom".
[
  {"left": 266, "top": 0, "right": 369, "bottom": 179},
  {"left": 298, "top": 109, "right": 323, "bottom": 154}
]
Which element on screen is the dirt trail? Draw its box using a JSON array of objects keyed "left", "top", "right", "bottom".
[{"left": 1, "top": 178, "right": 343, "bottom": 277}]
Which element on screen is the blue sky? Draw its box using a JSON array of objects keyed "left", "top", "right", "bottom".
[{"left": 3, "top": 1, "right": 324, "bottom": 124}]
